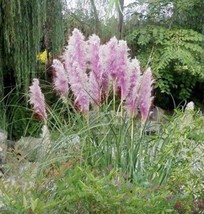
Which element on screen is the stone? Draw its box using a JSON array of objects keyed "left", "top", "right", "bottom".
[
  {"left": 56, "top": 134, "right": 81, "bottom": 156},
  {"left": 6, "top": 140, "right": 15, "bottom": 149},
  {"left": 185, "top": 101, "right": 194, "bottom": 111},
  {"left": 0, "top": 143, "right": 7, "bottom": 177},
  {"left": 15, "top": 137, "right": 43, "bottom": 162},
  {"left": 149, "top": 106, "right": 167, "bottom": 122},
  {"left": 0, "top": 145, "right": 6, "bottom": 164},
  {"left": 0, "top": 129, "right": 7, "bottom": 144}
]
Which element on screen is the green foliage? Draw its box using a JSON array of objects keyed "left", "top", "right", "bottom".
[
  {"left": 126, "top": 26, "right": 204, "bottom": 102},
  {"left": 150, "top": 109, "right": 204, "bottom": 183},
  {"left": 1, "top": 101, "right": 204, "bottom": 213},
  {"left": 0, "top": 100, "right": 7, "bottom": 130},
  {"left": 79, "top": 109, "right": 153, "bottom": 181},
  {"left": 0, "top": 0, "right": 65, "bottom": 138},
  {"left": 0, "top": 165, "right": 176, "bottom": 213},
  {"left": 44, "top": 0, "right": 65, "bottom": 54},
  {"left": 5, "top": 93, "right": 42, "bottom": 139},
  {"left": 145, "top": 0, "right": 204, "bottom": 33},
  {"left": 64, "top": 9, "right": 118, "bottom": 42},
  {"left": 0, "top": 0, "right": 64, "bottom": 100}
]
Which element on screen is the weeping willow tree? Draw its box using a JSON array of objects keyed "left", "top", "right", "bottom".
[{"left": 0, "top": 0, "right": 65, "bottom": 138}]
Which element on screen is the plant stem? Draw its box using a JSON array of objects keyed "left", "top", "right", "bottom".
[
  {"left": 130, "top": 117, "right": 134, "bottom": 178},
  {"left": 120, "top": 100, "right": 123, "bottom": 122},
  {"left": 113, "top": 81, "right": 116, "bottom": 112},
  {"left": 64, "top": 97, "right": 70, "bottom": 126}
]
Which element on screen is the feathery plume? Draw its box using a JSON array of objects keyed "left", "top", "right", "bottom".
[
  {"left": 29, "top": 78, "right": 47, "bottom": 122},
  {"left": 106, "top": 37, "right": 119, "bottom": 81},
  {"left": 138, "top": 68, "right": 153, "bottom": 121},
  {"left": 68, "top": 28, "right": 87, "bottom": 69},
  {"left": 88, "top": 34, "right": 102, "bottom": 106},
  {"left": 125, "top": 59, "right": 141, "bottom": 117},
  {"left": 52, "top": 59, "right": 69, "bottom": 99},
  {"left": 63, "top": 28, "right": 89, "bottom": 113},
  {"left": 115, "top": 40, "right": 129, "bottom": 101},
  {"left": 99, "top": 44, "right": 110, "bottom": 101},
  {"left": 71, "top": 62, "right": 89, "bottom": 113}
]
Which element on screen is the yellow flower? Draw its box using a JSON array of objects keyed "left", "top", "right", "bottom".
[{"left": 37, "top": 50, "right": 48, "bottom": 64}]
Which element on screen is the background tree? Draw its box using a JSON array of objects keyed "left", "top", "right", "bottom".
[
  {"left": 0, "top": 0, "right": 65, "bottom": 138},
  {"left": 124, "top": 0, "right": 204, "bottom": 109},
  {"left": 118, "top": 0, "right": 125, "bottom": 39},
  {"left": 64, "top": 0, "right": 120, "bottom": 40},
  {"left": 90, "top": 0, "right": 101, "bottom": 34}
]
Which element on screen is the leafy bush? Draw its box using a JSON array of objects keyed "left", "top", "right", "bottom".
[{"left": 126, "top": 26, "right": 204, "bottom": 108}]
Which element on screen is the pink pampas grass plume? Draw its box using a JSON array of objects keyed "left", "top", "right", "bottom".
[
  {"left": 88, "top": 34, "right": 102, "bottom": 106},
  {"left": 64, "top": 28, "right": 87, "bottom": 71},
  {"left": 125, "top": 59, "right": 141, "bottom": 117},
  {"left": 29, "top": 78, "right": 47, "bottom": 122},
  {"left": 106, "top": 37, "right": 119, "bottom": 81},
  {"left": 99, "top": 44, "right": 110, "bottom": 101},
  {"left": 115, "top": 40, "right": 129, "bottom": 101},
  {"left": 70, "top": 62, "right": 89, "bottom": 113},
  {"left": 138, "top": 68, "right": 153, "bottom": 122},
  {"left": 88, "top": 34, "right": 101, "bottom": 79},
  {"left": 52, "top": 59, "right": 69, "bottom": 99},
  {"left": 63, "top": 28, "right": 89, "bottom": 113}
]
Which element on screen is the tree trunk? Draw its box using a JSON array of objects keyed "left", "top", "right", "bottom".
[
  {"left": 118, "top": 0, "right": 124, "bottom": 39},
  {"left": 90, "top": 0, "right": 101, "bottom": 34}
]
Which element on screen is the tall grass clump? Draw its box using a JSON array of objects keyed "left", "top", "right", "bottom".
[
  {"left": 28, "top": 29, "right": 202, "bottom": 207},
  {"left": 28, "top": 28, "right": 155, "bottom": 181},
  {"left": 2, "top": 29, "right": 202, "bottom": 213},
  {"left": 30, "top": 29, "right": 204, "bottom": 182}
]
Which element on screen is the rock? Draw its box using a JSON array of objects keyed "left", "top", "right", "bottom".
[
  {"left": 0, "top": 189, "right": 5, "bottom": 210},
  {"left": 185, "top": 101, "right": 194, "bottom": 111},
  {"left": 0, "top": 144, "right": 7, "bottom": 177},
  {"left": 6, "top": 140, "right": 15, "bottom": 149},
  {"left": 145, "top": 121, "right": 161, "bottom": 135},
  {"left": 0, "top": 146, "right": 6, "bottom": 164},
  {"left": 0, "top": 129, "right": 8, "bottom": 175},
  {"left": 0, "top": 129, "right": 7, "bottom": 144},
  {"left": 149, "top": 106, "right": 167, "bottom": 122},
  {"left": 15, "top": 137, "right": 43, "bottom": 162},
  {"left": 56, "top": 134, "right": 81, "bottom": 156}
]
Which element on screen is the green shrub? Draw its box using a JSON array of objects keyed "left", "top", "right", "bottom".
[{"left": 126, "top": 26, "right": 204, "bottom": 107}]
